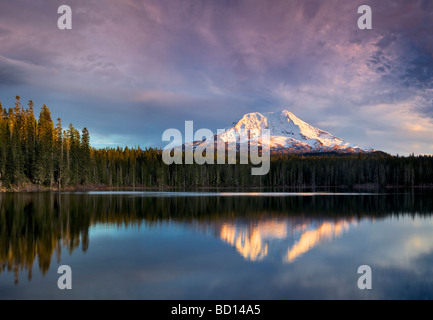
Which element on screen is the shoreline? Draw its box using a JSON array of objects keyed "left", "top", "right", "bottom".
[{"left": 2, "top": 183, "right": 433, "bottom": 193}]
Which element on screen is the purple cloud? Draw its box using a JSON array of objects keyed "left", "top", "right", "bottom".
[{"left": 0, "top": 0, "right": 432, "bottom": 154}]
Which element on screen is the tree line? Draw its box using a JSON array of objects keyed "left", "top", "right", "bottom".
[
  {"left": 0, "top": 96, "right": 90, "bottom": 189},
  {"left": 1, "top": 97, "right": 433, "bottom": 190}
]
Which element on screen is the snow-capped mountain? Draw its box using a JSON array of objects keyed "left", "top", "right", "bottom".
[{"left": 183, "top": 109, "right": 374, "bottom": 154}]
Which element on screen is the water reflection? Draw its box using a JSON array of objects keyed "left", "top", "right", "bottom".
[
  {"left": 286, "top": 219, "right": 353, "bottom": 262},
  {"left": 208, "top": 218, "right": 356, "bottom": 262},
  {"left": 0, "top": 191, "right": 432, "bottom": 284}
]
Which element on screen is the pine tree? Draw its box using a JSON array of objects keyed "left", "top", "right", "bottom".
[
  {"left": 35, "top": 105, "right": 54, "bottom": 186},
  {"left": 65, "top": 123, "right": 81, "bottom": 185},
  {"left": 80, "top": 127, "right": 91, "bottom": 184},
  {"left": 54, "top": 118, "right": 64, "bottom": 188},
  {"left": 23, "top": 100, "right": 37, "bottom": 180}
]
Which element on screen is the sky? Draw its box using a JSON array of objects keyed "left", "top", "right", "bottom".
[{"left": 0, "top": 0, "right": 432, "bottom": 155}]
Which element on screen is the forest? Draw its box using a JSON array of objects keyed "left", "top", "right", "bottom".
[{"left": 1, "top": 97, "right": 433, "bottom": 190}]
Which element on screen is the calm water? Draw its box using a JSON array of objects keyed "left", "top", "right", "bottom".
[{"left": 1, "top": 191, "right": 433, "bottom": 299}]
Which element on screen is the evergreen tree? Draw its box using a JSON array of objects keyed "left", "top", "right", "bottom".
[
  {"left": 80, "top": 127, "right": 91, "bottom": 184},
  {"left": 35, "top": 105, "right": 54, "bottom": 186},
  {"left": 54, "top": 118, "right": 64, "bottom": 188}
]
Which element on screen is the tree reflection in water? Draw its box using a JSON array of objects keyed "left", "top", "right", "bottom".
[{"left": 0, "top": 191, "right": 432, "bottom": 283}]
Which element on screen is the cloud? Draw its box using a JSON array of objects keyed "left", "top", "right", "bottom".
[
  {"left": 0, "top": 56, "right": 28, "bottom": 86},
  {"left": 0, "top": 27, "right": 10, "bottom": 37},
  {"left": 132, "top": 90, "right": 199, "bottom": 107},
  {"left": 0, "top": 0, "right": 432, "bottom": 154}
]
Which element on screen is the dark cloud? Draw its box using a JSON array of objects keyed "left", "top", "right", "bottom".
[
  {"left": 376, "top": 34, "right": 398, "bottom": 50},
  {"left": 0, "top": 58, "right": 28, "bottom": 87},
  {"left": 0, "top": 27, "right": 10, "bottom": 37},
  {"left": 401, "top": 46, "right": 433, "bottom": 88},
  {"left": 3, "top": 45, "right": 58, "bottom": 68}
]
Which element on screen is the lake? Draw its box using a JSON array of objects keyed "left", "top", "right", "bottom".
[{"left": 1, "top": 190, "right": 433, "bottom": 299}]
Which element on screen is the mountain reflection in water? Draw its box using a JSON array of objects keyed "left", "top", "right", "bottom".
[
  {"left": 0, "top": 191, "right": 432, "bottom": 283},
  {"left": 214, "top": 218, "right": 355, "bottom": 262}
]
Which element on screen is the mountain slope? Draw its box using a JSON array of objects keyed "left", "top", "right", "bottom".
[{"left": 184, "top": 109, "right": 374, "bottom": 154}]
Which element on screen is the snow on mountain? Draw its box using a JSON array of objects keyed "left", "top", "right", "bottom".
[{"left": 182, "top": 109, "right": 374, "bottom": 154}]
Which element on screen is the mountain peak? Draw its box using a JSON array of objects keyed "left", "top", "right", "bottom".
[
  {"left": 228, "top": 109, "right": 374, "bottom": 153},
  {"left": 183, "top": 109, "right": 374, "bottom": 154},
  {"left": 280, "top": 109, "right": 297, "bottom": 118}
]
